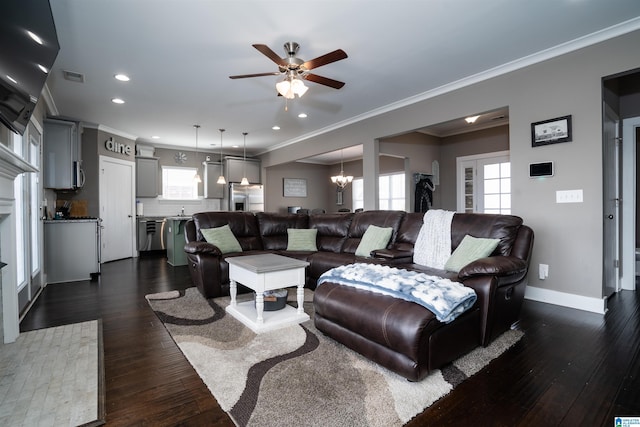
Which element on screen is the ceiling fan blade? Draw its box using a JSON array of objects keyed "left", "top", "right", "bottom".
[
  {"left": 301, "top": 49, "right": 348, "bottom": 70},
  {"left": 252, "top": 44, "right": 287, "bottom": 67},
  {"left": 229, "top": 72, "right": 281, "bottom": 79},
  {"left": 303, "top": 73, "right": 345, "bottom": 89}
]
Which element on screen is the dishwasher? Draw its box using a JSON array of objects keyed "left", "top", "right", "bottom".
[{"left": 137, "top": 217, "right": 166, "bottom": 252}]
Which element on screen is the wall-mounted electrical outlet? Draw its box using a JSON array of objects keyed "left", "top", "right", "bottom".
[{"left": 539, "top": 264, "right": 549, "bottom": 280}]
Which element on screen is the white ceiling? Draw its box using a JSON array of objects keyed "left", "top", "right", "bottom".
[{"left": 46, "top": 1, "right": 640, "bottom": 163}]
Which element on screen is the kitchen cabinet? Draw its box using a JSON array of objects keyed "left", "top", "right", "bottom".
[
  {"left": 44, "top": 219, "right": 100, "bottom": 283},
  {"left": 203, "top": 161, "right": 224, "bottom": 199},
  {"left": 136, "top": 157, "right": 159, "bottom": 197},
  {"left": 44, "top": 118, "right": 82, "bottom": 189},
  {"left": 225, "top": 157, "right": 261, "bottom": 183},
  {"left": 166, "top": 217, "right": 188, "bottom": 266}
]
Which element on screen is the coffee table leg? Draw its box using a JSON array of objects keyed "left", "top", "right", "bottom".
[
  {"left": 230, "top": 280, "right": 237, "bottom": 306},
  {"left": 255, "top": 292, "right": 264, "bottom": 324},
  {"left": 297, "top": 284, "right": 304, "bottom": 315}
]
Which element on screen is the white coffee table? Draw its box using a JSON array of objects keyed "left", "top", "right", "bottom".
[{"left": 226, "top": 254, "right": 310, "bottom": 333}]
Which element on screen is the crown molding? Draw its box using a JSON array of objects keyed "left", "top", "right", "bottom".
[{"left": 261, "top": 16, "right": 640, "bottom": 155}]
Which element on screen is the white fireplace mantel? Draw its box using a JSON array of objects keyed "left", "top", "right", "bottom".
[{"left": 0, "top": 142, "right": 36, "bottom": 343}]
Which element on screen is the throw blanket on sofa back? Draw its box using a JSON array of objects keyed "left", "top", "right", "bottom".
[
  {"left": 413, "top": 209, "right": 455, "bottom": 268},
  {"left": 318, "top": 263, "right": 477, "bottom": 323}
]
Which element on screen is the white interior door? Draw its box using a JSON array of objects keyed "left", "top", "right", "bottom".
[{"left": 99, "top": 156, "right": 135, "bottom": 262}]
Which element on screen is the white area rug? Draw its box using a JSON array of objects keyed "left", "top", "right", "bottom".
[{"left": 0, "top": 320, "right": 104, "bottom": 426}]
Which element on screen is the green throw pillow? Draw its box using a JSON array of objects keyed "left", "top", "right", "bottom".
[
  {"left": 444, "top": 234, "right": 500, "bottom": 273},
  {"left": 287, "top": 228, "right": 318, "bottom": 251},
  {"left": 355, "top": 225, "right": 393, "bottom": 258},
  {"left": 200, "top": 224, "right": 243, "bottom": 254}
]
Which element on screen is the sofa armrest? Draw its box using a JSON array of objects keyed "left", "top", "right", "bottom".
[
  {"left": 458, "top": 256, "right": 527, "bottom": 284},
  {"left": 370, "top": 248, "right": 413, "bottom": 262},
  {"left": 184, "top": 241, "right": 222, "bottom": 256}
]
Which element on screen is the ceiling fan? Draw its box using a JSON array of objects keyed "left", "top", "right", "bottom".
[{"left": 229, "top": 42, "right": 348, "bottom": 97}]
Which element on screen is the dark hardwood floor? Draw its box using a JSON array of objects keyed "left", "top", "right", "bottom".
[{"left": 20, "top": 255, "right": 640, "bottom": 426}]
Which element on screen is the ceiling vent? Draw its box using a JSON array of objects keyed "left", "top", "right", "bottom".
[{"left": 63, "top": 70, "right": 85, "bottom": 83}]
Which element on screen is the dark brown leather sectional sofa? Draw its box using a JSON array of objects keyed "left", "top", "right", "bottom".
[{"left": 184, "top": 210, "right": 533, "bottom": 381}]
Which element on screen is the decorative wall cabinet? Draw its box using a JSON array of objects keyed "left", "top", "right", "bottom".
[
  {"left": 224, "top": 157, "right": 261, "bottom": 183},
  {"left": 43, "top": 118, "right": 81, "bottom": 189},
  {"left": 203, "top": 161, "right": 224, "bottom": 199},
  {"left": 135, "top": 157, "right": 159, "bottom": 197}
]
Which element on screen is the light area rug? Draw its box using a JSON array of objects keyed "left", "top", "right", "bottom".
[
  {"left": 146, "top": 288, "right": 522, "bottom": 427},
  {"left": 0, "top": 320, "right": 104, "bottom": 427}
]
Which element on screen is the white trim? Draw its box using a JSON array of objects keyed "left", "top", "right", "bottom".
[
  {"left": 82, "top": 123, "right": 138, "bottom": 141},
  {"left": 621, "top": 117, "right": 640, "bottom": 290},
  {"left": 525, "top": 286, "right": 607, "bottom": 315},
  {"left": 260, "top": 17, "right": 640, "bottom": 155}
]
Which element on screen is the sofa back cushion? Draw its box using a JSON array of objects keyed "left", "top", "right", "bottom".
[
  {"left": 342, "top": 210, "right": 405, "bottom": 254},
  {"left": 256, "top": 212, "right": 309, "bottom": 250},
  {"left": 451, "top": 213, "right": 523, "bottom": 256},
  {"left": 309, "top": 213, "right": 353, "bottom": 253},
  {"left": 393, "top": 212, "right": 424, "bottom": 252},
  {"left": 192, "top": 211, "right": 263, "bottom": 251}
]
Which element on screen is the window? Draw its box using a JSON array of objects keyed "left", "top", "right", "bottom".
[
  {"left": 352, "top": 172, "right": 405, "bottom": 210},
  {"left": 457, "top": 151, "right": 510, "bottom": 214},
  {"left": 162, "top": 166, "right": 199, "bottom": 200}
]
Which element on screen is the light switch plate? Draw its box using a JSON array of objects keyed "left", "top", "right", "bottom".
[{"left": 556, "top": 189, "right": 583, "bottom": 203}]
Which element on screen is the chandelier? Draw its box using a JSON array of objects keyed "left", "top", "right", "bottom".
[{"left": 331, "top": 149, "right": 353, "bottom": 189}]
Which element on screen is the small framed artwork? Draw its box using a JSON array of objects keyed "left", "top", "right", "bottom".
[
  {"left": 531, "top": 115, "right": 572, "bottom": 147},
  {"left": 283, "top": 178, "right": 307, "bottom": 197}
]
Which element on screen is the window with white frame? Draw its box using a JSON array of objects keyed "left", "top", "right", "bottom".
[
  {"left": 352, "top": 172, "right": 405, "bottom": 210},
  {"left": 162, "top": 166, "right": 199, "bottom": 200}
]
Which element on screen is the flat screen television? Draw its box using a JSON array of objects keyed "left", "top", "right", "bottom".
[{"left": 0, "top": 0, "right": 59, "bottom": 135}]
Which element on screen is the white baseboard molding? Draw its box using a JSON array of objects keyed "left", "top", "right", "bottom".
[{"left": 524, "top": 286, "right": 607, "bottom": 315}]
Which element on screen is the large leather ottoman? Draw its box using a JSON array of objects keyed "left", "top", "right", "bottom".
[{"left": 313, "top": 282, "right": 482, "bottom": 381}]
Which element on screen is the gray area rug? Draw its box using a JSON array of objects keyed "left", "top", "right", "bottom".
[
  {"left": 0, "top": 320, "right": 105, "bottom": 427},
  {"left": 146, "top": 287, "right": 522, "bottom": 427}
]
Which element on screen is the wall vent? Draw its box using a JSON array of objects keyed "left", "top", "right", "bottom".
[{"left": 63, "top": 70, "right": 85, "bottom": 83}]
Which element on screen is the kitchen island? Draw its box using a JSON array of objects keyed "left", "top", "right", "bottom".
[{"left": 165, "top": 216, "right": 189, "bottom": 266}]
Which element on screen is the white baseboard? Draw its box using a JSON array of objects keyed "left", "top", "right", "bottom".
[{"left": 524, "top": 286, "right": 607, "bottom": 315}]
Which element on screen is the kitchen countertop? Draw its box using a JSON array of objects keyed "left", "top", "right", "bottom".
[{"left": 165, "top": 216, "right": 191, "bottom": 221}]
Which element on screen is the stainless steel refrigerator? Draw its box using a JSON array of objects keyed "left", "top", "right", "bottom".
[{"left": 229, "top": 183, "right": 264, "bottom": 212}]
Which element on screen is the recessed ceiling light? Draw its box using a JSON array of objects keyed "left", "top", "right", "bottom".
[
  {"left": 115, "top": 74, "right": 130, "bottom": 82},
  {"left": 111, "top": 98, "right": 125, "bottom": 104},
  {"left": 465, "top": 115, "right": 480, "bottom": 124},
  {"left": 272, "top": 125, "right": 280, "bottom": 130},
  {"left": 151, "top": 135, "right": 160, "bottom": 139},
  {"left": 298, "top": 113, "right": 307, "bottom": 118},
  {"left": 27, "top": 30, "right": 43, "bottom": 45},
  {"left": 232, "top": 145, "right": 239, "bottom": 148},
  {"left": 37, "top": 64, "right": 48, "bottom": 74}
]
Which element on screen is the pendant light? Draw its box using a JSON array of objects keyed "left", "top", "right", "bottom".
[
  {"left": 193, "top": 125, "right": 202, "bottom": 183},
  {"left": 216, "top": 129, "right": 226, "bottom": 185},
  {"left": 240, "top": 132, "right": 250, "bottom": 185}
]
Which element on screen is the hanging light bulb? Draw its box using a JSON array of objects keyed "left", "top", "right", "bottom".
[
  {"left": 193, "top": 125, "right": 202, "bottom": 183},
  {"left": 217, "top": 129, "right": 226, "bottom": 184},
  {"left": 240, "top": 132, "right": 250, "bottom": 185}
]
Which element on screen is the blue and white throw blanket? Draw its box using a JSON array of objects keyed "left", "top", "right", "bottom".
[{"left": 318, "top": 263, "right": 477, "bottom": 323}]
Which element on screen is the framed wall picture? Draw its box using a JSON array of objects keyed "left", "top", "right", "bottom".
[
  {"left": 531, "top": 115, "right": 572, "bottom": 147},
  {"left": 283, "top": 178, "right": 307, "bottom": 197}
]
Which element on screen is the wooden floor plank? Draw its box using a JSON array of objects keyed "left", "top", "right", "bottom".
[{"left": 19, "top": 256, "right": 639, "bottom": 426}]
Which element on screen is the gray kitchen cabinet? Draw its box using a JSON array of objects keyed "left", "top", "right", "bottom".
[
  {"left": 136, "top": 157, "right": 159, "bottom": 197},
  {"left": 44, "top": 118, "right": 82, "bottom": 189},
  {"left": 203, "top": 161, "right": 224, "bottom": 199},
  {"left": 225, "top": 157, "right": 261, "bottom": 183}
]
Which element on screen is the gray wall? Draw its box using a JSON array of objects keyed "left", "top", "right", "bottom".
[{"left": 258, "top": 30, "right": 640, "bottom": 302}]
